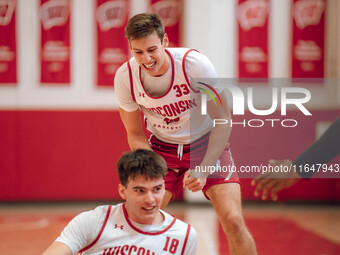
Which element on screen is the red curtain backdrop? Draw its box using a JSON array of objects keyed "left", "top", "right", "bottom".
[
  {"left": 292, "top": 0, "right": 325, "bottom": 79},
  {"left": 39, "top": 0, "right": 71, "bottom": 84},
  {"left": 237, "top": 0, "right": 269, "bottom": 79},
  {"left": 0, "top": 0, "right": 17, "bottom": 84},
  {"left": 149, "top": 0, "right": 183, "bottom": 47},
  {"left": 96, "top": 0, "right": 130, "bottom": 87}
]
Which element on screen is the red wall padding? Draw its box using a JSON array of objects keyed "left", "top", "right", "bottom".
[
  {"left": 0, "top": 110, "right": 339, "bottom": 201},
  {"left": 0, "top": 110, "right": 128, "bottom": 200}
]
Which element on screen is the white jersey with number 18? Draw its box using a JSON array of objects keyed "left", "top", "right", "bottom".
[{"left": 55, "top": 203, "right": 197, "bottom": 255}]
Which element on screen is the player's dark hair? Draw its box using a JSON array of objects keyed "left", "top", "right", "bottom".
[
  {"left": 117, "top": 149, "right": 167, "bottom": 186},
  {"left": 125, "top": 13, "right": 165, "bottom": 42}
]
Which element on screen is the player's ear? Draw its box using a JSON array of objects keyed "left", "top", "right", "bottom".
[
  {"left": 163, "top": 33, "right": 169, "bottom": 47},
  {"left": 118, "top": 183, "right": 127, "bottom": 200}
]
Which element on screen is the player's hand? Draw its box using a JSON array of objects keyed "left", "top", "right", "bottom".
[
  {"left": 183, "top": 170, "right": 207, "bottom": 192},
  {"left": 251, "top": 159, "right": 300, "bottom": 201}
]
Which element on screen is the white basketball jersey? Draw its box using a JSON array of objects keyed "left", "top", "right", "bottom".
[
  {"left": 56, "top": 203, "right": 197, "bottom": 255},
  {"left": 126, "top": 48, "right": 214, "bottom": 144}
]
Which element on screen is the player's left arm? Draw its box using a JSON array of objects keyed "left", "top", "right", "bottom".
[
  {"left": 183, "top": 51, "right": 231, "bottom": 192},
  {"left": 184, "top": 91, "right": 231, "bottom": 191},
  {"left": 200, "top": 91, "right": 231, "bottom": 168}
]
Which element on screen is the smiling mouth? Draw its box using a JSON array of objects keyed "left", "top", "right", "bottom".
[
  {"left": 143, "top": 62, "right": 156, "bottom": 70},
  {"left": 142, "top": 206, "right": 156, "bottom": 212}
]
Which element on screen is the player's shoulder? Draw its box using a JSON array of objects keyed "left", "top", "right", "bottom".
[
  {"left": 175, "top": 217, "right": 197, "bottom": 233},
  {"left": 185, "top": 49, "right": 210, "bottom": 64},
  {"left": 68, "top": 205, "right": 112, "bottom": 229},
  {"left": 114, "top": 61, "right": 132, "bottom": 88},
  {"left": 162, "top": 209, "right": 197, "bottom": 233},
  {"left": 88, "top": 204, "right": 113, "bottom": 217},
  {"left": 115, "top": 61, "right": 129, "bottom": 78},
  {"left": 167, "top": 47, "right": 193, "bottom": 59},
  {"left": 167, "top": 48, "right": 210, "bottom": 69},
  {"left": 81, "top": 204, "right": 124, "bottom": 226},
  {"left": 173, "top": 216, "right": 198, "bottom": 242},
  {"left": 182, "top": 49, "right": 215, "bottom": 77},
  {"left": 89, "top": 204, "right": 123, "bottom": 217}
]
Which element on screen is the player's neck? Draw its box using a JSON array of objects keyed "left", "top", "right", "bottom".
[
  {"left": 155, "top": 53, "right": 171, "bottom": 77},
  {"left": 154, "top": 210, "right": 165, "bottom": 224},
  {"left": 129, "top": 210, "right": 165, "bottom": 226}
]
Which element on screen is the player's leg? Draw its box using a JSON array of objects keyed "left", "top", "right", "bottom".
[
  {"left": 206, "top": 183, "right": 257, "bottom": 255},
  {"left": 149, "top": 135, "right": 184, "bottom": 210},
  {"left": 161, "top": 168, "right": 186, "bottom": 210},
  {"left": 161, "top": 190, "right": 172, "bottom": 209}
]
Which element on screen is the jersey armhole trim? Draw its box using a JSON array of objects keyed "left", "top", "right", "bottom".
[
  {"left": 78, "top": 205, "right": 112, "bottom": 254},
  {"left": 127, "top": 60, "right": 136, "bottom": 102},
  {"left": 180, "top": 224, "right": 191, "bottom": 255},
  {"left": 182, "top": 49, "right": 199, "bottom": 94}
]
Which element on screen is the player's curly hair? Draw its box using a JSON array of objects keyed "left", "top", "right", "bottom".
[
  {"left": 125, "top": 13, "right": 165, "bottom": 42},
  {"left": 117, "top": 149, "right": 167, "bottom": 187}
]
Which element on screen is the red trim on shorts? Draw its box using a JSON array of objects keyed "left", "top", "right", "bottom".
[
  {"left": 122, "top": 203, "right": 177, "bottom": 236},
  {"left": 78, "top": 205, "right": 112, "bottom": 254},
  {"left": 182, "top": 49, "right": 199, "bottom": 93},
  {"left": 150, "top": 133, "right": 240, "bottom": 200},
  {"left": 127, "top": 60, "right": 136, "bottom": 102},
  {"left": 181, "top": 225, "right": 191, "bottom": 255}
]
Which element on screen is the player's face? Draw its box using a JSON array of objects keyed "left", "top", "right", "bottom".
[
  {"left": 119, "top": 175, "right": 165, "bottom": 225},
  {"left": 129, "top": 32, "right": 170, "bottom": 77}
]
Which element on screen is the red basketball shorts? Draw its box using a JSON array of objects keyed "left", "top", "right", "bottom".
[{"left": 149, "top": 132, "right": 240, "bottom": 200}]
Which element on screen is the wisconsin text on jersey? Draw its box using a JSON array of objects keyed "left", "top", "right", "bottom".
[
  {"left": 102, "top": 245, "right": 157, "bottom": 255},
  {"left": 145, "top": 98, "right": 197, "bottom": 128}
]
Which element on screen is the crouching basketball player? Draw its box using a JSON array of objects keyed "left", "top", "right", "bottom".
[{"left": 42, "top": 149, "right": 197, "bottom": 255}]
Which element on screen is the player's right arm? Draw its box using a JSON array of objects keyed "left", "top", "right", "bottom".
[
  {"left": 119, "top": 108, "right": 151, "bottom": 150},
  {"left": 41, "top": 206, "right": 105, "bottom": 255},
  {"left": 114, "top": 63, "right": 151, "bottom": 151}
]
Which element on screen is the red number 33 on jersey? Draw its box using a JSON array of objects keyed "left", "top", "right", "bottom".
[{"left": 173, "top": 84, "right": 190, "bottom": 97}]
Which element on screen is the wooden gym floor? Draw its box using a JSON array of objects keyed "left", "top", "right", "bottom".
[{"left": 0, "top": 201, "right": 339, "bottom": 255}]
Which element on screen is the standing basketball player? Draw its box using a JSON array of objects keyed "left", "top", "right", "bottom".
[
  {"left": 114, "top": 13, "right": 257, "bottom": 255},
  {"left": 42, "top": 149, "right": 197, "bottom": 255}
]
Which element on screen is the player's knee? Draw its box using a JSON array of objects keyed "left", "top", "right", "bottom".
[{"left": 221, "top": 212, "right": 246, "bottom": 237}]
